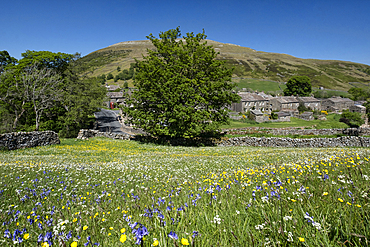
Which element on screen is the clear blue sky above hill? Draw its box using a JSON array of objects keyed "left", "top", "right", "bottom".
[{"left": 1, "top": 0, "right": 370, "bottom": 65}]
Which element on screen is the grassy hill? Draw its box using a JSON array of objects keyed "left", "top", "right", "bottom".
[{"left": 78, "top": 39, "right": 370, "bottom": 91}]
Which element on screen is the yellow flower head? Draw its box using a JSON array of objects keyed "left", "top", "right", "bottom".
[
  {"left": 152, "top": 239, "right": 159, "bottom": 246},
  {"left": 42, "top": 242, "right": 50, "bottom": 247},
  {"left": 299, "top": 237, "right": 305, "bottom": 242},
  {"left": 181, "top": 238, "right": 190, "bottom": 246},
  {"left": 23, "top": 233, "right": 30, "bottom": 240},
  {"left": 120, "top": 228, "right": 126, "bottom": 233},
  {"left": 338, "top": 198, "right": 344, "bottom": 203},
  {"left": 83, "top": 225, "right": 88, "bottom": 230},
  {"left": 322, "top": 192, "right": 328, "bottom": 196},
  {"left": 120, "top": 234, "right": 127, "bottom": 243},
  {"left": 71, "top": 242, "right": 78, "bottom": 247}
]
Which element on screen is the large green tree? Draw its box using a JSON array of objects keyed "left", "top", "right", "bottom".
[
  {"left": 123, "top": 27, "right": 240, "bottom": 138},
  {"left": 283, "top": 76, "right": 312, "bottom": 96}
]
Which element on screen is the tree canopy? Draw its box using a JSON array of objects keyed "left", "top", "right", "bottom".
[
  {"left": 0, "top": 50, "right": 107, "bottom": 137},
  {"left": 122, "top": 27, "right": 240, "bottom": 138},
  {"left": 283, "top": 76, "right": 312, "bottom": 97}
]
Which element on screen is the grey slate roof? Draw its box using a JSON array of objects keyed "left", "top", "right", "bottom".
[
  {"left": 274, "top": 96, "right": 299, "bottom": 103},
  {"left": 298, "top": 97, "right": 320, "bottom": 103},
  {"left": 238, "top": 92, "right": 268, "bottom": 102},
  {"left": 107, "top": 92, "right": 124, "bottom": 98}
]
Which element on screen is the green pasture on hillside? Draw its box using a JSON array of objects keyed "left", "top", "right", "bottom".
[
  {"left": 222, "top": 114, "right": 349, "bottom": 130},
  {"left": 234, "top": 78, "right": 286, "bottom": 93},
  {"left": 0, "top": 138, "right": 369, "bottom": 246}
]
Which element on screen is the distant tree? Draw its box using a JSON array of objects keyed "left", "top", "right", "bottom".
[
  {"left": 123, "top": 27, "right": 240, "bottom": 138},
  {"left": 106, "top": 73, "right": 113, "bottom": 80},
  {"left": 123, "top": 81, "right": 128, "bottom": 88},
  {"left": 117, "top": 66, "right": 121, "bottom": 72},
  {"left": 339, "top": 110, "right": 364, "bottom": 128},
  {"left": 298, "top": 102, "right": 310, "bottom": 113},
  {"left": 348, "top": 88, "right": 369, "bottom": 101},
  {"left": 20, "top": 63, "right": 64, "bottom": 130},
  {"left": 283, "top": 76, "right": 312, "bottom": 97},
  {"left": 0, "top": 51, "right": 17, "bottom": 71},
  {"left": 0, "top": 51, "right": 107, "bottom": 136}
]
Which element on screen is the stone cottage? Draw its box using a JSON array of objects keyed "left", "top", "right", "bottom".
[
  {"left": 321, "top": 96, "right": 354, "bottom": 112},
  {"left": 249, "top": 110, "right": 269, "bottom": 123},
  {"left": 106, "top": 92, "right": 124, "bottom": 106},
  {"left": 231, "top": 92, "right": 270, "bottom": 113},
  {"left": 350, "top": 105, "right": 366, "bottom": 114},
  {"left": 269, "top": 96, "right": 299, "bottom": 115},
  {"left": 297, "top": 97, "right": 321, "bottom": 111}
]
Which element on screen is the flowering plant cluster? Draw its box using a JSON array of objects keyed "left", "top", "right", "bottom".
[{"left": 0, "top": 138, "right": 369, "bottom": 246}]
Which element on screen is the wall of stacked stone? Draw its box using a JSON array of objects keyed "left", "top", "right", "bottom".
[
  {"left": 0, "top": 131, "right": 60, "bottom": 151},
  {"left": 225, "top": 127, "right": 370, "bottom": 136},
  {"left": 219, "top": 136, "right": 370, "bottom": 148},
  {"left": 77, "top": 129, "right": 131, "bottom": 140},
  {"left": 77, "top": 128, "right": 370, "bottom": 148}
]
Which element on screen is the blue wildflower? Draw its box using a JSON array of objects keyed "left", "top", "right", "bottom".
[{"left": 168, "top": 231, "right": 178, "bottom": 240}]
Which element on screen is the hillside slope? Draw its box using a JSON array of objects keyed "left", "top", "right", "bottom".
[{"left": 79, "top": 39, "right": 370, "bottom": 91}]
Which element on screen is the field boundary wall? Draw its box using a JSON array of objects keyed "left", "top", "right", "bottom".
[
  {"left": 220, "top": 136, "right": 370, "bottom": 148},
  {"left": 0, "top": 131, "right": 60, "bottom": 151},
  {"left": 77, "top": 129, "right": 370, "bottom": 148},
  {"left": 225, "top": 127, "right": 370, "bottom": 136},
  {"left": 77, "top": 129, "right": 131, "bottom": 140}
]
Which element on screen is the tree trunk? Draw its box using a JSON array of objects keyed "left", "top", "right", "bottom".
[{"left": 13, "top": 108, "right": 25, "bottom": 131}]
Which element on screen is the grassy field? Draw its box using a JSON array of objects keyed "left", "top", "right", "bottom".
[
  {"left": 0, "top": 138, "right": 369, "bottom": 246},
  {"left": 222, "top": 114, "right": 349, "bottom": 130},
  {"left": 234, "top": 78, "right": 286, "bottom": 93}
]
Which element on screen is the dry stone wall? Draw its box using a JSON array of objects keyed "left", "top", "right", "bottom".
[
  {"left": 220, "top": 136, "right": 370, "bottom": 148},
  {"left": 77, "top": 129, "right": 131, "bottom": 140},
  {"left": 0, "top": 131, "right": 60, "bottom": 151},
  {"left": 77, "top": 129, "right": 370, "bottom": 148},
  {"left": 225, "top": 127, "right": 370, "bottom": 136}
]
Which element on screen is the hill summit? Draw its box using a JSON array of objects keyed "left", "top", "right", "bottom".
[{"left": 79, "top": 39, "right": 370, "bottom": 91}]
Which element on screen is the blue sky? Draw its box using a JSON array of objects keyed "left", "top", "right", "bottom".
[{"left": 2, "top": 0, "right": 370, "bottom": 65}]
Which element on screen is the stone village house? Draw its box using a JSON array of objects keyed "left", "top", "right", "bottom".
[
  {"left": 297, "top": 97, "right": 321, "bottom": 111},
  {"left": 231, "top": 92, "right": 270, "bottom": 113},
  {"left": 269, "top": 96, "right": 299, "bottom": 116},
  {"left": 321, "top": 96, "right": 354, "bottom": 112},
  {"left": 106, "top": 92, "right": 124, "bottom": 107}
]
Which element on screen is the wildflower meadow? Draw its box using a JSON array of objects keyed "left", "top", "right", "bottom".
[{"left": 0, "top": 138, "right": 369, "bottom": 246}]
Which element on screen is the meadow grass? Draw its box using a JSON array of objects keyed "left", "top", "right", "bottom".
[
  {"left": 235, "top": 79, "right": 286, "bottom": 93},
  {"left": 222, "top": 114, "right": 348, "bottom": 130},
  {"left": 0, "top": 138, "right": 369, "bottom": 246}
]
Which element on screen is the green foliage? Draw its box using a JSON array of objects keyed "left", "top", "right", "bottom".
[
  {"left": 284, "top": 76, "right": 312, "bottom": 96},
  {"left": 339, "top": 110, "right": 364, "bottom": 128},
  {"left": 270, "top": 111, "right": 278, "bottom": 120},
  {"left": 0, "top": 51, "right": 107, "bottom": 137},
  {"left": 96, "top": 74, "right": 106, "bottom": 84},
  {"left": 106, "top": 73, "right": 113, "bottom": 80},
  {"left": 123, "top": 27, "right": 240, "bottom": 138},
  {"left": 16, "top": 50, "right": 75, "bottom": 75},
  {"left": 123, "top": 81, "right": 128, "bottom": 88},
  {"left": 312, "top": 89, "right": 349, "bottom": 99},
  {"left": 117, "top": 66, "right": 121, "bottom": 72},
  {"left": 364, "top": 101, "right": 370, "bottom": 122},
  {"left": 348, "top": 87, "right": 369, "bottom": 101},
  {"left": 0, "top": 51, "right": 17, "bottom": 70},
  {"left": 298, "top": 102, "right": 310, "bottom": 113}
]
